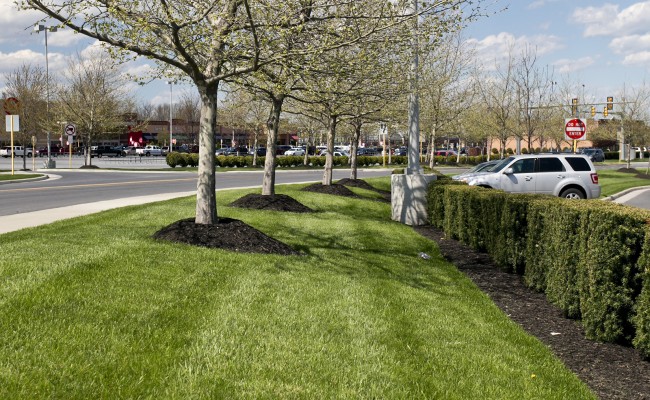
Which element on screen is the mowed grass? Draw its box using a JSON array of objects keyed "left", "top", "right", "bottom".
[
  {"left": 0, "top": 173, "right": 43, "bottom": 181},
  {"left": 598, "top": 169, "right": 650, "bottom": 197},
  {"left": 0, "top": 178, "right": 594, "bottom": 399}
]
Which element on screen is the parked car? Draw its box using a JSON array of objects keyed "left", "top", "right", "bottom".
[
  {"left": 91, "top": 145, "right": 124, "bottom": 158},
  {"left": 161, "top": 146, "right": 171, "bottom": 155},
  {"left": 466, "top": 154, "right": 601, "bottom": 199},
  {"left": 434, "top": 149, "right": 458, "bottom": 157},
  {"left": 276, "top": 145, "right": 293, "bottom": 155},
  {"left": 215, "top": 147, "right": 230, "bottom": 156},
  {"left": 357, "top": 147, "right": 379, "bottom": 156},
  {"left": 121, "top": 146, "right": 137, "bottom": 156},
  {"left": 320, "top": 150, "right": 349, "bottom": 157},
  {"left": 579, "top": 148, "right": 605, "bottom": 162},
  {"left": 284, "top": 147, "right": 305, "bottom": 156},
  {"left": 249, "top": 147, "right": 266, "bottom": 156},
  {"left": 135, "top": 145, "right": 163, "bottom": 156},
  {"left": 451, "top": 160, "right": 501, "bottom": 182},
  {"left": 393, "top": 147, "right": 407, "bottom": 156},
  {"left": 226, "top": 147, "right": 250, "bottom": 156},
  {"left": 0, "top": 146, "right": 34, "bottom": 158},
  {"left": 37, "top": 146, "right": 59, "bottom": 157}
]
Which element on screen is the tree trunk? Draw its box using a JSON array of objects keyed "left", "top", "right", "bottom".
[
  {"left": 349, "top": 122, "right": 361, "bottom": 180},
  {"left": 262, "top": 96, "right": 284, "bottom": 196},
  {"left": 195, "top": 83, "right": 218, "bottom": 225},
  {"left": 428, "top": 126, "right": 436, "bottom": 169},
  {"left": 322, "top": 114, "right": 337, "bottom": 186}
]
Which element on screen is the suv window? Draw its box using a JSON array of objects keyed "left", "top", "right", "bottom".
[
  {"left": 565, "top": 157, "right": 592, "bottom": 171},
  {"left": 538, "top": 157, "right": 565, "bottom": 172},
  {"left": 510, "top": 158, "right": 535, "bottom": 173}
]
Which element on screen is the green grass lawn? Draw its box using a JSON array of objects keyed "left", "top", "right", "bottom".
[
  {"left": 0, "top": 173, "right": 43, "bottom": 181},
  {"left": 598, "top": 169, "right": 650, "bottom": 197},
  {"left": 0, "top": 178, "right": 594, "bottom": 399}
]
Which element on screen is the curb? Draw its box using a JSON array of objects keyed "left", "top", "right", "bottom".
[
  {"left": 0, "top": 174, "right": 49, "bottom": 185},
  {"left": 601, "top": 185, "right": 650, "bottom": 201}
]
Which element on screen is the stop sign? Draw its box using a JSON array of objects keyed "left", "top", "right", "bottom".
[{"left": 565, "top": 118, "right": 586, "bottom": 140}]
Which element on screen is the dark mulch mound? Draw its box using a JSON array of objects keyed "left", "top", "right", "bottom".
[
  {"left": 618, "top": 167, "right": 650, "bottom": 179},
  {"left": 338, "top": 178, "right": 391, "bottom": 201},
  {"left": 153, "top": 217, "right": 300, "bottom": 255},
  {"left": 301, "top": 182, "right": 359, "bottom": 197},
  {"left": 414, "top": 225, "right": 650, "bottom": 400},
  {"left": 229, "top": 193, "right": 314, "bottom": 213}
]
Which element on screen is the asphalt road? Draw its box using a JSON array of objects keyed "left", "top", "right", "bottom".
[{"left": 0, "top": 167, "right": 393, "bottom": 217}]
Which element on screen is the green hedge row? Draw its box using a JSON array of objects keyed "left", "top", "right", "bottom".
[
  {"left": 165, "top": 153, "right": 411, "bottom": 168},
  {"left": 426, "top": 181, "right": 650, "bottom": 357}
]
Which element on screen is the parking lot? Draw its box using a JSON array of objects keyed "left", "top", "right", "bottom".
[{"left": 0, "top": 154, "right": 169, "bottom": 171}]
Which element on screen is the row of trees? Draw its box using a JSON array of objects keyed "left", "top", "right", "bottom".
[
  {"left": 12, "top": 0, "right": 650, "bottom": 225},
  {"left": 19, "top": 0, "right": 490, "bottom": 224}
]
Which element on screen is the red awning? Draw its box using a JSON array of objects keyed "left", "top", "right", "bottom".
[{"left": 291, "top": 135, "right": 299, "bottom": 140}]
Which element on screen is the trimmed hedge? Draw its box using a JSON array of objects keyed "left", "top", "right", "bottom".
[
  {"left": 167, "top": 154, "right": 413, "bottom": 168},
  {"left": 426, "top": 179, "right": 650, "bottom": 357}
]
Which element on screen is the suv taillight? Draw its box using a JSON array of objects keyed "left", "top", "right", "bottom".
[{"left": 591, "top": 173, "right": 599, "bottom": 184}]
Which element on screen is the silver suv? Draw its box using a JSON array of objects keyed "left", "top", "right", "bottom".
[{"left": 466, "top": 154, "right": 601, "bottom": 199}]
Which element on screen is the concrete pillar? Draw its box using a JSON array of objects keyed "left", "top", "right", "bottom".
[{"left": 391, "top": 173, "right": 437, "bottom": 226}]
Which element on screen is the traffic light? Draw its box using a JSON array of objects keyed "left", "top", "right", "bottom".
[
  {"left": 591, "top": 106, "right": 596, "bottom": 117},
  {"left": 571, "top": 98, "right": 578, "bottom": 115},
  {"left": 607, "top": 96, "right": 614, "bottom": 110},
  {"left": 603, "top": 106, "right": 608, "bottom": 117}
]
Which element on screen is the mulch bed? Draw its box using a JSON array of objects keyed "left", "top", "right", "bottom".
[
  {"left": 229, "top": 193, "right": 314, "bottom": 213},
  {"left": 152, "top": 217, "right": 300, "bottom": 255},
  {"left": 414, "top": 225, "right": 650, "bottom": 400},
  {"left": 301, "top": 182, "right": 360, "bottom": 197},
  {"left": 618, "top": 167, "right": 650, "bottom": 179}
]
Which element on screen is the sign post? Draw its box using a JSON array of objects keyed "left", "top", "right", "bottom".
[
  {"left": 65, "top": 123, "right": 76, "bottom": 168},
  {"left": 3, "top": 97, "right": 21, "bottom": 175},
  {"left": 31, "top": 135, "right": 36, "bottom": 171},
  {"left": 565, "top": 118, "right": 587, "bottom": 152}
]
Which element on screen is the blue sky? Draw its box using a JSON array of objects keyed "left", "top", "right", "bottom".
[
  {"left": 465, "top": 0, "right": 650, "bottom": 103},
  {"left": 1, "top": 0, "right": 650, "bottom": 108}
]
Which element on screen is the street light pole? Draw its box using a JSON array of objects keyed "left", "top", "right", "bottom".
[
  {"left": 167, "top": 81, "right": 173, "bottom": 151},
  {"left": 406, "top": 0, "right": 420, "bottom": 175},
  {"left": 34, "top": 24, "right": 58, "bottom": 168}
]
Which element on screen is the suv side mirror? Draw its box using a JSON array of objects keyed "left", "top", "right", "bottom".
[{"left": 504, "top": 167, "right": 514, "bottom": 175}]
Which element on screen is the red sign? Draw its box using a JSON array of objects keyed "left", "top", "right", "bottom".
[
  {"left": 565, "top": 118, "right": 586, "bottom": 140},
  {"left": 3, "top": 97, "right": 20, "bottom": 115}
]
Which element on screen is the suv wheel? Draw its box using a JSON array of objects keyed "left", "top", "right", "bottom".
[{"left": 560, "top": 188, "right": 585, "bottom": 199}]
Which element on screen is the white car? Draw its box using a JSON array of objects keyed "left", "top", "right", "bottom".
[
  {"left": 320, "top": 150, "right": 349, "bottom": 157},
  {"left": 284, "top": 147, "right": 305, "bottom": 156},
  {"left": 466, "top": 154, "right": 601, "bottom": 199}
]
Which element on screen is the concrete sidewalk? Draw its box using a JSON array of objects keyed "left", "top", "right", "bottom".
[{"left": 0, "top": 191, "right": 196, "bottom": 234}]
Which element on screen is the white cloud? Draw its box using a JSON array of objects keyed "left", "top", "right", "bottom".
[
  {"left": 622, "top": 51, "right": 650, "bottom": 65},
  {"left": 552, "top": 56, "right": 596, "bottom": 74},
  {"left": 610, "top": 34, "right": 650, "bottom": 54},
  {"left": 466, "top": 32, "right": 563, "bottom": 70},
  {"left": 575, "top": 1, "right": 650, "bottom": 37}
]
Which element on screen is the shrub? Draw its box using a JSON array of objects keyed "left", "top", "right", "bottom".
[
  {"left": 166, "top": 152, "right": 182, "bottom": 168},
  {"left": 188, "top": 153, "right": 199, "bottom": 167},
  {"left": 177, "top": 153, "right": 188, "bottom": 167},
  {"left": 633, "top": 228, "right": 650, "bottom": 358},
  {"left": 577, "top": 205, "right": 649, "bottom": 344},
  {"left": 491, "top": 148, "right": 499, "bottom": 155},
  {"left": 491, "top": 194, "right": 531, "bottom": 273}
]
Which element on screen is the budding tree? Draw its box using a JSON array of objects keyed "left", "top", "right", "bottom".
[{"left": 22, "top": 0, "right": 458, "bottom": 224}]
